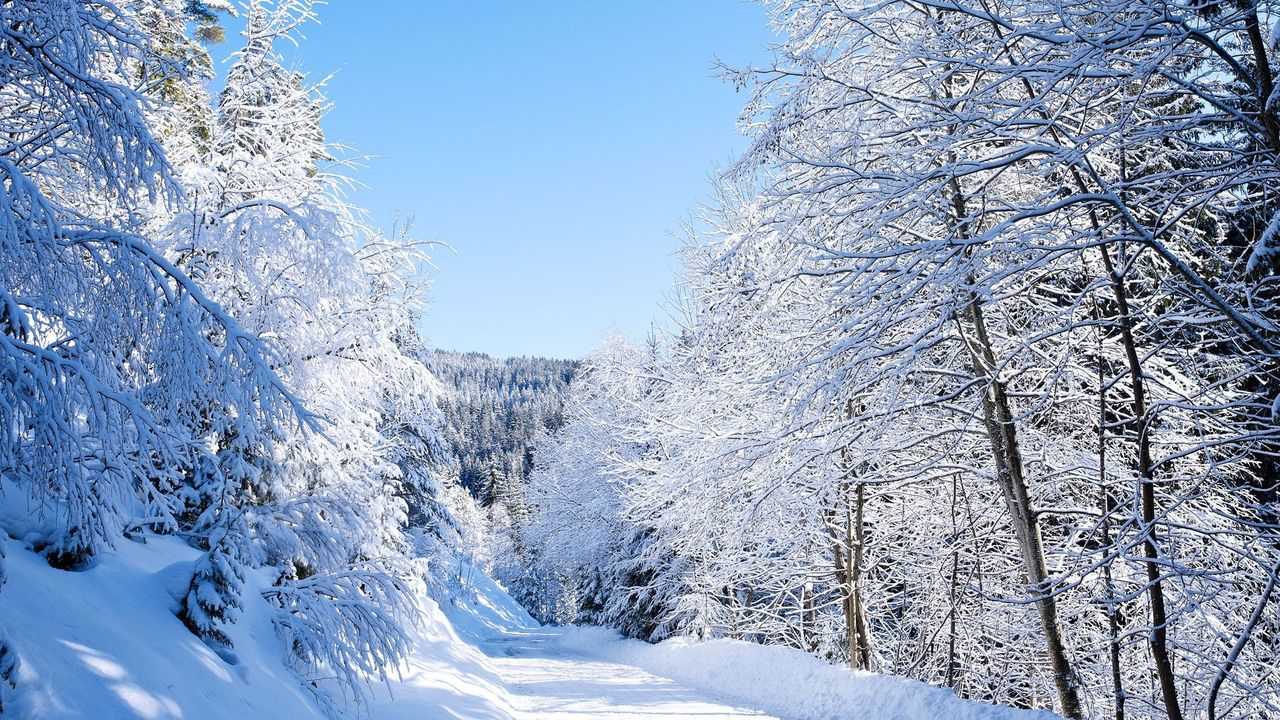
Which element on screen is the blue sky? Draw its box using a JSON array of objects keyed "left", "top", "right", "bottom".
[{"left": 214, "top": 1, "right": 774, "bottom": 359}]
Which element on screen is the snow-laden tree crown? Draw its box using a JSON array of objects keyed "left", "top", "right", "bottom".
[{"left": 0, "top": 0, "right": 471, "bottom": 715}]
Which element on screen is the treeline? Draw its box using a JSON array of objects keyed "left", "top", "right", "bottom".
[
  {"left": 525, "top": 3, "right": 1280, "bottom": 720},
  {"left": 429, "top": 350, "right": 576, "bottom": 618},
  {"left": 431, "top": 350, "right": 577, "bottom": 501},
  {"left": 0, "top": 1, "right": 463, "bottom": 715}
]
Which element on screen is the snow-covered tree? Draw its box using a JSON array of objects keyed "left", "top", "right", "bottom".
[
  {"left": 0, "top": 0, "right": 303, "bottom": 569},
  {"left": 527, "top": 4, "right": 1280, "bottom": 719},
  {"left": 179, "top": 525, "right": 247, "bottom": 648},
  {"left": 526, "top": 335, "right": 688, "bottom": 638},
  {"left": 149, "top": 1, "right": 453, "bottom": 708},
  {"left": 0, "top": 0, "right": 458, "bottom": 712},
  {"left": 430, "top": 350, "right": 576, "bottom": 499}
]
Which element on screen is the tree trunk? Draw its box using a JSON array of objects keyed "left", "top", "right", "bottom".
[
  {"left": 801, "top": 578, "right": 818, "bottom": 653},
  {"left": 824, "top": 480, "right": 871, "bottom": 670},
  {"left": 849, "top": 480, "right": 872, "bottom": 670},
  {"left": 829, "top": 399, "right": 874, "bottom": 671},
  {"left": 945, "top": 473, "right": 961, "bottom": 688},
  {"left": 960, "top": 295, "right": 1084, "bottom": 720},
  {"left": 1095, "top": 339, "right": 1127, "bottom": 720},
  {"left": 944, "top": 166, "right": 1082, "bottom": 717},
  {"left": 1098, "top": 248, "right": 1183, "bottom": 720}
]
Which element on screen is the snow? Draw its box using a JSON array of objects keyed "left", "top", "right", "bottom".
[
  {"left": 552, "top": 628, "right": 1060, "bottom": 720},
  {"left": 0, "top": 536, "right": 1058, "bottom": 720},
  {"left": 373, "top": 564, "right": 1060, "bottom": 720},
  {"left": 1246, "top": 209, "right": 1280, "bottom": 274},
  {"left": 0, "top": 534, "right": 322, "bottom": 720},
  {"left": 370, "top": 567, "right": 774, "bottom": 720}
]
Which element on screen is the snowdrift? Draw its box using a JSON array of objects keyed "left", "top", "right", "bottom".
[
  {"left": 551, "top": 627, "right": 1060, "bottom": 720},
  {"left": 363, "top": 561, "right": 529, "bottom": 720},
  {"left": 0, "top": 534, "right": 323, "bottom": 720}
]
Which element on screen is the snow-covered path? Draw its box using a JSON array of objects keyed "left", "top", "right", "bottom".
[
  {"left": 368, "top": 569, "right": 1059, "bottom": 720},
  {"left": 474, "top": 626, "right": 776, "bottom": 719},
  {"left": 1, "top": 540, "right": 1055, "bottom": 720},
  {"left": 370, "top": 605, "right": 778, "bottom": 720},
  {"left": 366, "top": 569, "right": 780, "bottom": 720}
]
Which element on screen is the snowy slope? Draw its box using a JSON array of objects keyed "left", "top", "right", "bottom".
[
  {"left": 0, "top": 534, "right": 324, "bottom": 720},
  {"left": 0, "top": 535, "right": 1060, "bottom": 720}
]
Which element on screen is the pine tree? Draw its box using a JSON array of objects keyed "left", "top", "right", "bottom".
[
  {"left": 129, "top": 0, "right": 233, "bottom": 160},
  {"left": 179, "top": 528, "right": 246, "bottom": 649}
]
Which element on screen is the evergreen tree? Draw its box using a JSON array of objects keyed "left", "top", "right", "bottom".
[
  {"left": 430, "top": 350, "right": 577, "bottom": 499},
  {"left": 179, "top": 528, "right": 246, "bottom": 649}
]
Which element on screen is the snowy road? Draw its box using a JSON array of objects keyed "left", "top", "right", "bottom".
[
  {"left": 369, "top": 570, "right": 1053, "bottom": 720},
  {"left": 368, "top": 587, "right": 780, "bottom": 720},
  {"left": 474, "top": 627, "right": 777, "bottom": 720}
]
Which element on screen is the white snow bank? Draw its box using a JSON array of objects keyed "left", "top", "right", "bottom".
[
  {"left": 0, "top": 531, "right": 521, "bottom": 720},
  {"left": 365, "top": 559, "right": 540, "bottom": 719},
  {"left": 0, "top": 533, "right": 325, "bottom": 720},
  {"left": 365, "top": 590, "right": 516, "bottom": 720},
  {"left": 435, "top": 558, "right": 542, "bottom": 645},
  {"left": 0, "top": 533, "right": 538, "bottom": 720},
  {"left": 552, "top": 626, "right": 1062, "bottom": 720}
]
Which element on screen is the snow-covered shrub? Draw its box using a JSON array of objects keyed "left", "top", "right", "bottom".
[{"left": 180, "top": 529, "right": 247, "bottom": 648}]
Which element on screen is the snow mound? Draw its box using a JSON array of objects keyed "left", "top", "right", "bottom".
[
  {"left": 364, "top": 565, "right": 526, "bottom": 720},
  {"left": 553, "top": 626, "right": 1062, "bottom": 720},
  {"left": 0, "top": 533, "right": 325, "bottom": 720}
]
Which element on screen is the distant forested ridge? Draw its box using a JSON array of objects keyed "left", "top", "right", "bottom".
[{"left": 430, "top": 350, "right": 577, "bottom": 504}]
